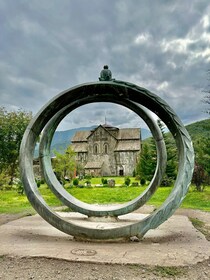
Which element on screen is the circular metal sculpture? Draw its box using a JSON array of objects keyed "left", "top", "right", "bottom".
[
  {"left": 19, "top": 78, "right": 194, "bottom": 240},
  {"left": 39, "top": 101, "right": 167, "bottom": 217}
]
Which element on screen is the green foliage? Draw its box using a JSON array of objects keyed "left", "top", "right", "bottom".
[
  {"left": 124, "top": 176, "right": 131, "bottom": 186},
  {"left": 192, "top": 121, "right": 210, "bottom": 190},
  {"left": 194, "top": 136, "right": 210, "bottom": 176},
  {"left": 85, "top": 180, "right": 91, "bottom": 186},
  {"left": 186, "top": 119, "right": 210, "bottom": 140},
  {"left": 192, "top": 163, "right": 206, "bottom": 192},
  {"left": 0, "top": 107, "right": 32, "bottom": 184},
  {"left": 135, "top": 175, "right": 140, "bottom": 180},
  {"left": 160, "top": 175, "right": 174, "bottom": 187},
  {"left": 101, "top": 178, "right": 107, "bottom": 185},
  {"left": 190, "top": 217, "right": 210, "bottom": 241},
  {"left": 153, "top": 266, "right": 185, "bottom": 278},
  {"left": 84, "top": 174, "right": 92, "bottom": 180},
  {"left": 131, "top": 182, "right": 139, "bottom": 186},
  {"left": 0, "top": 171, "right": 10, "bottom": 190},
  {"left": 136, "top": 140, "right": 156, "bottom": 181},
  {"left": 140, "top": 178, "right": 146, "bottom": 185},
  {"left": 13, "top": 178, "right": 24, "bottom": 194},
  {"left": 53, "top": 145, "right": 76, "bottom": 184},
  {"left": 157, "top": 120, "right": 178, "bottom": 180},
  {"left": 73, "top": 178, "right": 79, "bottom": 186}
]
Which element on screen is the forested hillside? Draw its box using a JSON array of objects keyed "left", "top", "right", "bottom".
[{"left": 185, "top": 119, "right": 210, "bottom": 140}]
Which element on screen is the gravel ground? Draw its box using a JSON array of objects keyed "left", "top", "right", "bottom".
[{"left": 0, "top": 256, "right": 209, "bottom": 280}]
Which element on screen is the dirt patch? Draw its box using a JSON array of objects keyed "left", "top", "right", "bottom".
[
  {"left": 0, "top": 256, "right": 209, "bottom": 280},
  {"left": 0, "top": 212, "right": 33, "bottom": 226}
]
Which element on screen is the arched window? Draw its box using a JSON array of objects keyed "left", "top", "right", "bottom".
[
  {"left": 104, "top": 143, "right": 108, "bottom": 154},
  {"left": 93, "top": 144, "right": 99, "bottom": 154}
]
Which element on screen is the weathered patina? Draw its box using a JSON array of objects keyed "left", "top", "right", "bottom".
[{"left": 19, "top": 76, "right": 194, "bottom": 240}]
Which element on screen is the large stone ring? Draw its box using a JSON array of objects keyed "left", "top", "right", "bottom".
[{"left": 20, "top": 80, "right": 194, "bottom": 240}]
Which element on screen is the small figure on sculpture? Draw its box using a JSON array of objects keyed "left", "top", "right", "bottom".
[{"left": 99, "top": 65, "right": 113, "bottom": 81}]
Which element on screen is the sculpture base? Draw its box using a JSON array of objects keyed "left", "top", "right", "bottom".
[
  {"left": 63, "top": 212, "right": 145, "bottom": 242},
  {"left": 0, "top": 212, "right": 209, "bottom": 267}
]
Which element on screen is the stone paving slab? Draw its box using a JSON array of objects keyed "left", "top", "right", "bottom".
[{"left": 0, "top": 212, "right": 209, "bottom": 267}]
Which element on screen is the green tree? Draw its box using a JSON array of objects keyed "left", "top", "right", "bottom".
[
  {"left": 195, "top": 70, "right": 210, "bottom": 186},
  {"left": 157, "top": 120, "right": 177, "bottom": 182},
  {"left": 192, "top": 162, "right": 206, "bottom": 192},
  {"left": 53, "top": 145, "right": 76, "bottom": 184},
  {"left": 193, "top": 136, "right": 210, "bottom": 182},
  {"left": 136, "top": 139, "right": 156, "bottom": 181},
  {"left": 0, "top": 107, "right": 32, "bottom": 184}
]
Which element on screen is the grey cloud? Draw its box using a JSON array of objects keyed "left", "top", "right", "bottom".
[{"left": 0, "top": 0, "right": 209, "bottom": 131}]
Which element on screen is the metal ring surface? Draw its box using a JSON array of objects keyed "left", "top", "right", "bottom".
[
  {"left": 39, "top": 99, "right": 167, "bottom": 217},
  {"left": 20, "top": 81, "right": 194, "bottom": 240}
]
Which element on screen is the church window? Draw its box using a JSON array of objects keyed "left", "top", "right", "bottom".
[
  {"left": 93, "top": 144, "right": 99, "bottom": 154},
  {"left": 104, "top": 143, "right": 108, "bottom": 154}
]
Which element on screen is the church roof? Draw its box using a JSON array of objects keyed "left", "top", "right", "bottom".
[
  {"left": 71, "top": 142, "right": 87, "bottom": 152},
  {"left": 117, "top": 128, "right": 140, "bottom": 140},
  {"left": 101, "top": 123, "right": 119, "bottom": 130},
  {"left": 71, "top": 126, "right": 140, "bottom": 143},
  {"left": 115, "top": 140, "right": 140, "bottom": 151},
  {"left": 71, "top": 130, "right": 90, "bottom": 142}
]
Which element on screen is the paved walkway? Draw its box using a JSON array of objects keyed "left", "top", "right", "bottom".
[{"left": 0, "top": 212, "right": 210, "bottom": 267}]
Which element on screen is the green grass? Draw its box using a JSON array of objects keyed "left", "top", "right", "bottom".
[
  {"left": 67, "top": 186, "right": 143, "bottom": 204},
  {"left": 0, "top": 190, "right": 34, "bottom": 214},
  {"left": 0, "top": 184, "right": 63, "bottom": 214},
  {"left": 180, "top": 186, "right": 210, "bottom": 211},
  {"left": 189, "top": 217, "right": 210, "bottom": 241},
  {"left": 0, "top": 183, "right": 209, "bottom": 214},
  {"left": 152, "top": 266, "right": 186, "bottom": 277}
]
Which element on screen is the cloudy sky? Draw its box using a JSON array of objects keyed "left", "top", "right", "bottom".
[{"left": 1, "top": 0, "right": 210, "bottom": 131}]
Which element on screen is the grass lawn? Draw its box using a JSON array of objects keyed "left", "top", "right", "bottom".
[{"left": 0, "top": 182, "right": 209, "bottom": 214}]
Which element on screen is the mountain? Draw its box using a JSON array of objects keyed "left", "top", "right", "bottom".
[
  {"left": 143, "top": 119, "right": 210, "bottom": 144},
  {"left": 141, "top": 128, "right": 152, "bottom": 140},
  {"left": 185, "top": 119, "right": 210, "bottom": 140},
  {"left": 50, "top": 126, "right": 96, "bottom": 154}
]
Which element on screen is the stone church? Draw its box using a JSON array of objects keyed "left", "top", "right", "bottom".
[{"left": 71, "top": 124, "right": 141, "bottom": 176}]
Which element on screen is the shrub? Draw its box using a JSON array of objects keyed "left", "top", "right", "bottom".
[
  {"left": 85, "top": 180, "right": 91, "bottom": 186},
  {"left": 131, "top": 182, "right": 139, "bottom": 186},
  {"left": 101, "top": 178, "right": 108, "bottom": 185},
  {"left": 124, "top": 177, "right": 131, "bottom": 186},
  {"left": 35, "top": 177, "right": 45, "bottom": 188},
  {"left": 84, "top": 174, "right": 92, "bottom": 180},
  {"left": 13, "top": 178, "right": 24, "bottom": 194},
  {"left": 0, "top": 172, "right": 10, "bottom": 190},
  {"left": 140, "top": 178, "right": 146, "bottom": 185},
  {"left": 73, "top": 178, "right": 79, "bottom": 186},
  {"left": 160, "top": 176, "right": 174, "bottom": 187},
  {"left": 135, "top": 175, "right": 141, "bottom": 180}
]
